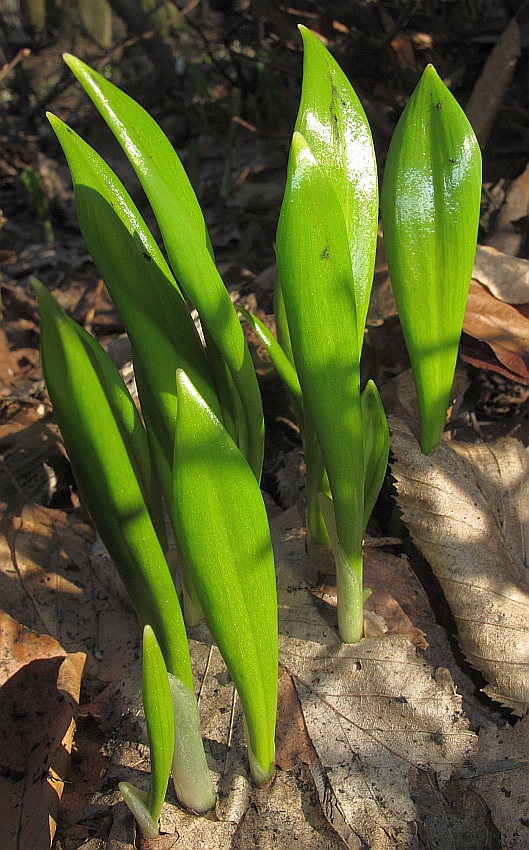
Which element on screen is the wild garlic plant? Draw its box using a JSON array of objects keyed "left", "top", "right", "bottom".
[
  {"left": 381, "top": 65, "right": 482, "bottom": 455},
  {"left": 244, "top": 27, "right": 481, "bottom": 643},
  {"left": 35, "top": 25, "right": 481, "bottom": 837},
  {"left": 37, "top": 53, "right": 277, "bottom": 836}
]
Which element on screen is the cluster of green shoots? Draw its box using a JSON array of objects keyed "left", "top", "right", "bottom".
[{"left": 34, "top": 27, "right": 481, "bottom": 837}]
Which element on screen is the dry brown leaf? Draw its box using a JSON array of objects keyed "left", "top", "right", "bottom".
[
  {"left": 473, "top": 244, "right": 529, "bottom": 304},
  {"left": 0, "top": 325, "right": 18, "bottom": 392},
  {"left": 0, "top": 610, "right": 85, "bottom": 850},
  {"left": 460, "top": 337, "right": 529, "bottom": 386},
  {"left": 485, "top": 160, "right": 529, "bottom": 258},
  {"left": 390, "top": 416, "right": 529, "bottom": 715},
  {"left": 77, "top": 635, "right": 344, "bottom": 850},
  {"left": 0, "top": 421, "right": 69, "bottom": 508},
  {"left": 463, "top": 280, "right": 529, "bottom": 381},
  {"left": 274, "top": 516, "right": 477, "bottom": 850},
  {"left": 409, "top": 765, "right": 502, "bottom": 848},
  {"left": 0, "top": 501, "right": 140, "bottom": 688},
  {"left": 465, "top": 715, "right": 529, "bottom": 849},
  {"left": 58, "top": 509, "right": 477, "bottom": 850}
]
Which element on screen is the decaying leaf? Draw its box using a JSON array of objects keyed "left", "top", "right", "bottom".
[
  {"left": 390, "top": 416, "right": 529, "bottom": 715},
  {"left": 0, "top": 501, "right": 140, "bottom": 686},
  {"left": 473, "top": 243, "right": 529, "bottom": 304},
  {"left": 275, "top": 513, "right": 477, "bottom": 850},
  {"left": 463, "top": 279, "right": 529, "bottom": 382},
  {"left": 463, "top": 715, "right": 529, "bottom": 849},
  {"left": 2, "top": 493, "right": 505, "bottom": 847},
  {"left": 484, "top": 159, "right": 529, "bottom": 258},
  {"left": 59, "top": 507, "right": 478, "bottom": 850},
  {"left": 78, "top": 635, "right": 345, "bottom": 850},
  {"left": 0, "top": 610, "right": 85, "bottom": 850}
]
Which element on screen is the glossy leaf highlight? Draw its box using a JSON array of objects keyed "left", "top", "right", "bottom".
[
  {"left": 381, "top": 64, "right": 482, "bottom": 454},
  {"left": 276, "top": 131, "right": 364, "bottom": 565},
  {"left": 296, "top": 25, "right": 378, "bottom": 348}
]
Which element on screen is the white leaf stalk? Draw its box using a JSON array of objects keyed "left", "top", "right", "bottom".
[
  {"left": 168, "top": 674, "right": 217, "bottom": 813},
  {"left": 318, "top": 494, "right": 371, "bottom": 643},
  {"left": 119, "top": 783, "right": 159, "bottom": 840}
]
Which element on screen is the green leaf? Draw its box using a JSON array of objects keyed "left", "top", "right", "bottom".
[
  {"left": 122, "top": 632, "right": 215, "bottom": 822},
  {"left": 62, "top": 54, "right": 264, "bottom": 480},
  {"left": 276, "top": 131, "right": 364, "bottom": 563},
  {"left": 296, "top": 26, "right": 378, "bottom": 350},
  {"left": 33, "top": 280, "right": 193, "bottom": 689},
  {"left": 381, "top": 64, "right": 482, "bottom": 454},
  {"left": 237, "top": 304, "right": 303, "bottom": 419},
  {"left": 172, "top": 370, "right": 277, "bottom": 782},
  {"left": 273, "top": 279, "right": 295, "bottom": 369},
  {"left": 142, "top": 625, "right": 174, "bottom": 825},
  {"left": 360, "top": 380, "right": 389, "bottom": 534},
  {"left": 118, "top": 784, "right": 158, "bottom": 839},
  {"left": 47, "top": 113, "right": 220, "bottom": 502}
]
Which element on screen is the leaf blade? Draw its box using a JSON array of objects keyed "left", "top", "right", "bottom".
[
  {"left": 142, "top": 625, "right": 174, "bottom": 824},
  {"left": 276, "top": 132, "right": 364, "bottom": 562},
  {"left": 62, "top": 55, "right": 264, "bottom": 479},
  {"left": 34, "top": 280, "right": 193, "bottom": 688},
  {"left": 48, "top": 112, "right": 220, "bottom": 499},
  {"left": 172, "top": 370, "right": 277, "bottom": 779},
  {"left": 296, "top": 26, "right": 378, "bottom": 348},
  {"left": 381, "top": 65, "right": 482, "bottom": 454}
]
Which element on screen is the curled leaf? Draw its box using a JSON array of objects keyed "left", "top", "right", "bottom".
[{"left": 168, "top": 674, "right": 216, "bottom": 814}]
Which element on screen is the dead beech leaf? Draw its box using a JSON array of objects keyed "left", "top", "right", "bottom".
[
  {"left": 484, "top": 160, "right": 529, "bottom": 258},
  {"left": 460, "top": 337, "right": 529, "bottom": 386},
  {"left": 57, "top": 508, "right": 476, "bottom": 850},
  {"left": 463, "top": 280, "right": 529, "bottom": 381},
  {"left": 0, "top": 610, "right": 85, "bottom": 850},
  {"left": 274, "top": 515, "right": 476, "bottom": 850},
  {"left": 473, "top": 244, "right": 529, "bottom": 304},
  {"left": 0, "top": 501, "right": 140, "bottom": 688},
  {"left": 79, "top": 637, "right": 345, "bottom": 850},
  {"left": 466, "top": 715, "right": 529, "bottom": 849},
  {"left": 390, "top": 416, "right": 529, "bottom": 715}
]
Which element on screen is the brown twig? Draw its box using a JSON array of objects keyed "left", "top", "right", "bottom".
[{"left": 0, "top": 48, "right": 31, "bottom": 84}]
